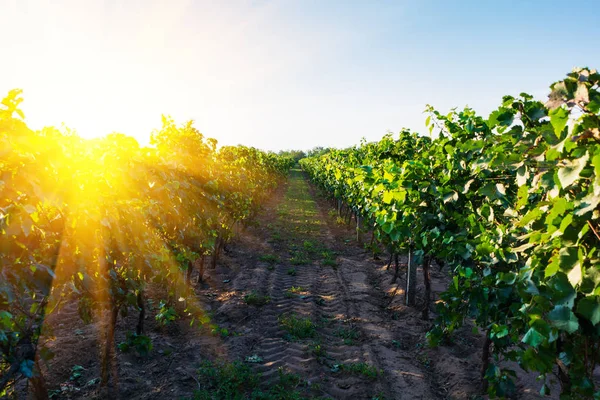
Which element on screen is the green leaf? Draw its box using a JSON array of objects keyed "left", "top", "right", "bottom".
[
  {"left": 19, "top": 360, "right": 35, "bottom": 378},
  {"left": 382, "top": 191, "right": 393, "bottom": 204},
  {"left": 545, "top": 260, "right": 559, "bottom": 278},
  {"left": 549, "top": 107, "right": 569, "bottom": 137},
  {"left": 568, "top": 261, "right": 582, "bottom": 287},
  {"left": 382, "top": 221, "right": 394, "bottom": 234},
  {"left": 548, "top": 305, "right": 579, "bottom": 333},
  {"left": 522, "top": 327, "right": 546, "bottom": 347},
  {"left": 575, "top": 191, "right": 600, "bottom": 216},
  {"left": 443, "top": 191, "right": 458, "bottom": 204},
  {"left": 557, "top": 151, "right": 589, "bottom": 189},
  {"left": 516, "top": 166, "right": 529, "bottom": 186},
  {"left": 493, "top": 325, "right": 509, "bottom": 338},
  {"left": 577, "top": 296, "right": 600, "bottom": 325}
]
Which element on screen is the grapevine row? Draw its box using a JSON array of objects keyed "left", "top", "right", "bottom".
[
  {"left": 301, "top": 68, "right": 600, "bottom": 398},
  {"left": 0, "top": 91, "right": 293, "bottom": 397}
]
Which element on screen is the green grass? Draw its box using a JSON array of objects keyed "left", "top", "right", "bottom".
[
  {"left": 321, "top": 250, "right": 337, "bottom": 267},
  {"left": 117, "top": 332, "right": 153, "bottom": 356},
  {"left": 290, "top": 252, "right": 310, "bottom": 265},
  {"left": 303, "top": 240, "right": 316, "bottom": 252},
  {"left": 244, "top": 291, "right": 271, "bottom": 306},
  {"left": 331, "top": 362, "right": 381, "bottom": 379},
  {"left": 284, "top": 286, "right": 305, "bottom": 298},
  {"left": 287, "top": 268, "right": 297, "bottom": 276},
  {"left": 278, "top": 313, "right": 316, "bottom": 339},
  {"left": 334, "top": 326, "right": 361, "bottom": 345},
  {"left": 271, "top": 232, "right": 282, "bottom": 241},
  {"left": 194, "top": 361, "right": 312, "bottom": 400},
  {"left": 309, "top": 342, "right": 327, "bottom": 359},
  {"left": 259, "top": 254, "right": 279, "bottom": 263},
  {"left": 322, "top": 259, "right": 337, "bottom": 267}
]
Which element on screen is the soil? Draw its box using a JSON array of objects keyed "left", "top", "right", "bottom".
[{"left": 23, "top": 170, "right": 558, "bottom": 399}]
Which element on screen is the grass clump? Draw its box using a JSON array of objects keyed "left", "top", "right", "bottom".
[
  {"left": 278, "top": 313, "right": 316, "bottom": 339},
  {"left": 195, "top": 360, "right": 258, "bottom": 399},
  {"left": 285, "top": 286, "right": 305, "bottom": 298},
  {"left": 260, "top": 254, "right": 279, "bottom": 263},
  {"left": 290, "top": 252, "right": 310, "bottom": 265},
  {"left": 320, "top": 250, "right": 337, "bottom": 268},
  {"left": 331, "top": 362, "right": 381, "bottom": 379},
  {"left": 244, "top": 291, "right": 271, "bottom": 306},
  {"left": 303, "top": 240, "right": 316, "bottom": 252},
  {"left": 117, "top": 332, "right": 153, "bottom": 356},
  {"left": 334, "top": 326, "right": 361, "bottom": 345},
  {"left": 194, "top": 361, "right": 311, "bottom": 400},
  {"left": 309, "top": 342, "right": 327, "bottom": 359}
]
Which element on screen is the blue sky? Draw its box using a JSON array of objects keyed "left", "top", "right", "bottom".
[{"left": 1, "top": 0, "right": 598, "bottom": 151}]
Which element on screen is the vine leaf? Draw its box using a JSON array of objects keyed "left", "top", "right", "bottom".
[
  {"left": 557, "top": 152, "right": 588, "bottom": 189},
  {"left": 549, "top": 107, "right": 569, "bottom": 136},
  {"left": 522, "top": 327, "right": 545, "bottom": 347},
  {"left": 548, "top": 305, "right": 579, "bottom": 333},
  {"left": 577, "top": 296, "right": 600, "bottom": 325}
]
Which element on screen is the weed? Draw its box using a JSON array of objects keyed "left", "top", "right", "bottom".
[
  {"left": 319, "top": 315, "right": 334, "bottom": 326},
  {"left": 322, "top": 258, "right": 336, "bottom": 268},
  {"left": 271, "top": 232, "right": 282, "bottom": 241},
  {"left": 290, "top": 252, "right": 310, "bottom": 265},
  {"left": 244, "top": 291, "right": 271, "bottom": 306},
  {"left": 194, "top": 361, "right": 309, "bottom": 400},
  {"left": 278, "top": 313, "right": 316, "bottom": 339},
  {"left": 331, "top": 362, "right": 381, "bottom": 379},
  {"left": 285, "top": 286, "right": 305, "bottom": 297},
  {"left": 277, "top": 368, "right": 303, "bottom": 389},
  {"left": 118, "top": 332, "right": 153, "bottom": 356},
  {"left": 334, "top": 326, "right": 361, "bottom": 345},
  {"left": 195, "top": 360, "right": 259, "bottom": 399},
  {"left": 155, "top": 300, "right": 177, "bottom": 327},
  {"left": 309, "top": 342, "right": 327, "bottom": 359},
  {"left": 302, "top": 240, "right": 316, "bottom": 252},
  {"left": 210, "top": 325, "right": 234, "bottom": 338},
  {"left": 287, "top": 268, "right": 297, "bottom": 276},
  {"left": 245, "top": 354, "right": 263, "bottom": 363},
  {"left": 260, "top": 254, "right": 279, "bottom": 263},
  {"left": 69, "top": 365, "right": 85, "bottom": 381},
  {"left": 321, "top": 250, "right": 337, "bottom": 267}
]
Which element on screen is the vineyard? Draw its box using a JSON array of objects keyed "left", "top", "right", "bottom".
[
  {"left": 1, "top": 67, "right": 599, "bottom": 400},
  {"left": 301, "top": 67, "right": 600, "bottom": 398}
]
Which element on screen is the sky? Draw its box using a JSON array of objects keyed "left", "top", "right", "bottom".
[{"left": 1, "top": 0, "right": 599, "bottom": 151}]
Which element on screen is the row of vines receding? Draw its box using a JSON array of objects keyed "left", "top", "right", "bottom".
[
  {"left": 300, "top": 67, "right": 600, "bottom": 398},
  {"left": 0, "top": 91, "right": 294, "bottom": 398}
]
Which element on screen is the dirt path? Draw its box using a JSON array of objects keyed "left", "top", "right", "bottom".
[{"left": 213, "top": 169, "right": 459, "bottom": 399}]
